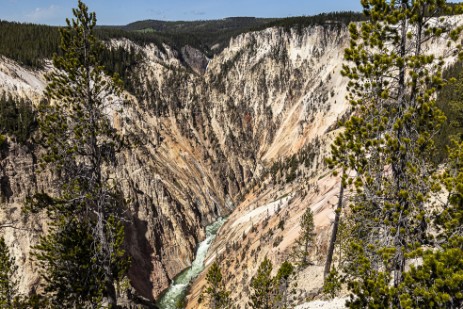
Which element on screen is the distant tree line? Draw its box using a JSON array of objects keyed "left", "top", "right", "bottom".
[
  {"left": 3, "top": 6, "right": 463, "bottom": 71},
  {"left": 0, "top": 20, "right": 60, "bottom": 67},
  {"left": 255, "top": 11, "right": 366, "bottom": 33},
  {"left": 0, "top": 21, "right": 141, "bottom": 83},
  {"left": 0, "top": 12, "right": 368, "bottom": 70}
]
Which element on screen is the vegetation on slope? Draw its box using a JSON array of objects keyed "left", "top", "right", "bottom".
[
  {"left": 434, "top": 60, "right": 463, "bottom": 162},
  {"left": 0, "top": 92, "right": 36, "bottom": 145}
]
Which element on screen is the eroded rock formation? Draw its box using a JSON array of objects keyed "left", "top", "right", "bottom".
[{"left": 0, "top": 21, "right": 383, "bottom": 304}]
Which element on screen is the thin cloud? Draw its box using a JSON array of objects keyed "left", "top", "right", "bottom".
[
  {"left": 188, "top": 10, "right": 206, "bottom": 16},
  {"left": 25, "top": 5, "right": 60, "bottom": 23},
  {"left": 149, "top": 9, "right": 167, "bottom": 19}
]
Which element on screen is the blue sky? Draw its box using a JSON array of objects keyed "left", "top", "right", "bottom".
[{"left": 0, "top": 0, "right": 363, "bottom": 26}]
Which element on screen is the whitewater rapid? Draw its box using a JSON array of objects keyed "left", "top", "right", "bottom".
[{"left": 157, "top": 217, "right": 226, "bottom": 308}]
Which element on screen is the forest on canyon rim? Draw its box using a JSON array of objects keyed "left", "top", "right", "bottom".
[{"left": 0, "top": 0, "right": 463, "bottom": 308}]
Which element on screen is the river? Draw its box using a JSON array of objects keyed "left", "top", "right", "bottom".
[{"left": 157, "top": 217, "right": 226, "bottom": 308}]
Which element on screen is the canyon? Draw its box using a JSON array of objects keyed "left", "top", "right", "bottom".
[{"left": 0, "top": 15, "right": 459, "bottom": 308}]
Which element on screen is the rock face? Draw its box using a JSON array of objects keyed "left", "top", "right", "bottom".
[
  {"left": 181, "top": 45, "right": 209, "bottom": 75},
  {"left": 0, "top": 21, "right": 367, "bottom": 303}
]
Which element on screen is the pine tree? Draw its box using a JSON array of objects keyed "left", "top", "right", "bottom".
[
  {"left": 400, "top": 246, "right": 463, "bottom": 308},
  {"left": 0, "top": 236, "right": 18, "bottom": 308},
  {"left": 323, "top": 171, "right": 345, "bottom": 279},
  {"left": 273, "top": 261, "right": 294, "bottom": 309},
  {"left": 293, "top": 207, "right": 315, "bottom": 267},
  {"left": 398, "top": 138, "right": 463, "bottom": 308},
  {"left": 249, "top": 257, "right": 274, "bottom": 309},
  {"left": 33, "top": 218, "right": 104, "bottom": 307},
  {"left": 31, "top": 1, "right": 129, "bottom": 307},
  {"left": 248, "top": 259, "right": 295, "bottom": 309},
  {"left": 326, "top": 0, "right": 463, "bottom": 307},
  {"left": 203, "top": 262, "right": 231, "bottom": 309}
]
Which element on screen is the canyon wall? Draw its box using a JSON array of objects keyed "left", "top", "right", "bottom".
[{"left": 0, "top": 21, "right": 361, "bottom": 303}]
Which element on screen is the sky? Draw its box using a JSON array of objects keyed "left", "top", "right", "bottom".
[{"left": 0, "top": 0, "right": 364, "bottom": 26}]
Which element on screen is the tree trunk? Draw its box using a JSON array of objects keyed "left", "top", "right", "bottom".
[
  {"left": 97, "top": 212, "right": 117, "bottom": 308},
  {"left": 324, "top": 178, "right": 344, "bottom": 279}
]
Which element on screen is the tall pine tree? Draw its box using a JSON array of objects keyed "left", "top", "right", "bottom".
[
  {"left": 32, "top": 1, "right": 129, "bottom": 307},
  {"left": 293, "top": 207, "right": 315, "bottom": 267},
  {"left": 326, "top": 0, "right": 463, "bottom": 307}
]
